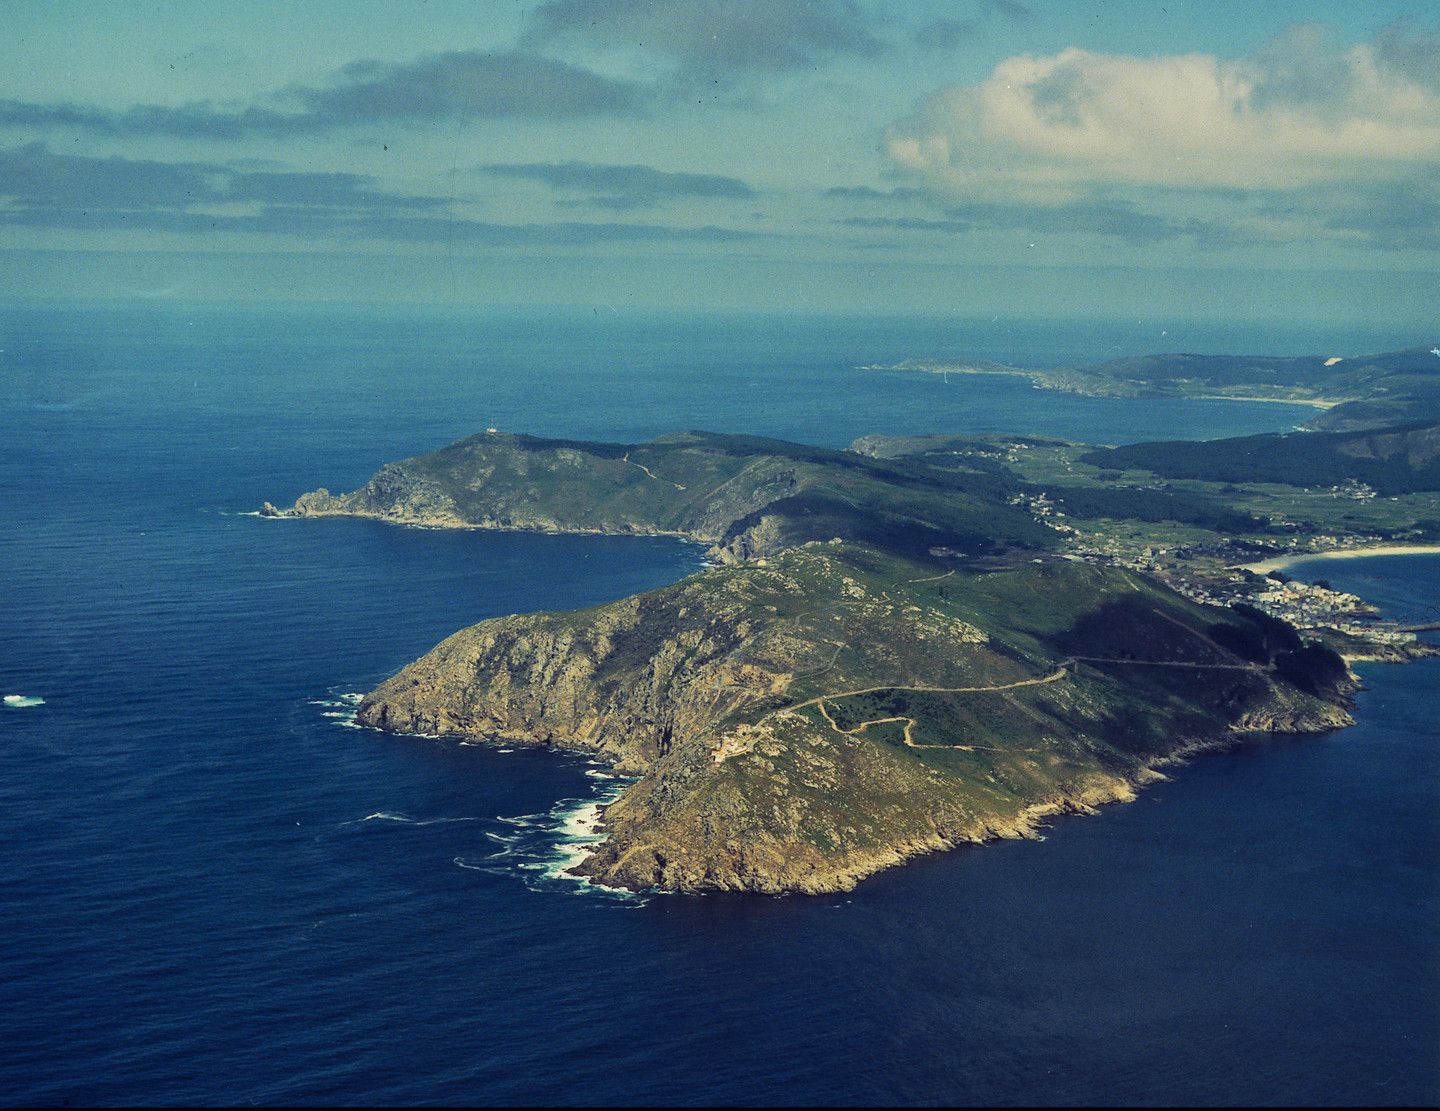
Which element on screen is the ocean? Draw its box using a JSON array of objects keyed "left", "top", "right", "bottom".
[{"left": 1, "top": 303, "right": 1435, "bottom": 1105}]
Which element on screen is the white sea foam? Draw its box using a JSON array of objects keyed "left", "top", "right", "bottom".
[
  {"left": 4, "top": 694, "right": 44, "bottom": 708},
  {"left": 318, "top": 688, "right": 641, "bottom": 900},
  {"left": 311, "top": 691, "right": 364, "bottom": 706},
  {"left": 309, "top": 691, "right": 367, "bottom": 729},
  {"left": 352, "top": 811, "right": 481, "bottom": 828},
  {"left": 456, "top": 778, "right": 647, "bottom": 902}
]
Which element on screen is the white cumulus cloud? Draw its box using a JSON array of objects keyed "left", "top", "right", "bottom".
[{"left": 883, "top": 24, "right": 1440, "bottom": 197}]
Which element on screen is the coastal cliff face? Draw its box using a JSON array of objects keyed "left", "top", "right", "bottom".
[
  {"left": 358, "top": 577, "right": 784, "bottom": 775},
  {"left": 357, "top": 545, "right": 1355, "bottom": 894},
  {"left": 289, "top": 464, "right": 469, "bottom": 526}
]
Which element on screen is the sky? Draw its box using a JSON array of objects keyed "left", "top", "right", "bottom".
[{"left": 2, "top": 0, "right": 1438, "bottom": 324}]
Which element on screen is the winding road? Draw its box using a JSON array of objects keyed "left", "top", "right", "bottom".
[{"left": 716, "top": 653, "right": 1268, "bottom": 762}]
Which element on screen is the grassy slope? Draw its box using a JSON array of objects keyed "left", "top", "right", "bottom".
[
  {"left": 851, "top": 432, "right": 1270, "bottom": 533},
  {"left": 1063, "top": 348, "right": 1440, "bottom": 429},
  {"left": 1078, "top": 421, "right": 1440, "bottom": 495}
]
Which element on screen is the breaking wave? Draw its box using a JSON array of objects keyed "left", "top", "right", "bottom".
[
  {"left": 454, "top": 771, "right": 646, "bottom": 903},
  {"left": 352, "top": 811, "right": 481, "bottom": 828},
  {"left": 310, "top": 690, "right": 366, "bottom": 729}
]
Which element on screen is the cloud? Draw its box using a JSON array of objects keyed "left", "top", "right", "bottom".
[
  {"left": 291, "top": 51, "right": 645, "bottom": 123},
  {"left": 1259, "top": 174, "right": 1440, "bottom": 251},
  {"left": 523, "top": 0, "right": 883, "bottom": 74},
  {"left": 0, "top": 50, "right": 646, "bottom": 139},
  {"left": 225, "top": 171, "right": 447, "bottom": 209},
  {"left": 840, "top": 216, "right": 973, "bottom": 233},
  {"left": 942, "top": 199, "right": 1233, "bottom": 245},
  {"left": 0, "top": 141, "right": 219, "bottom": 209},
  {"left": 987, "top": 0, "right": 1035, "bottom": 21},
  {"left": 0, "top": 142, "right": 444, "bottom": 211},
  {"left": 883, "top": 24, "right": 1440, "bottom": 194},
  {"left": 1373, "top": 18, "right": 1440, "bottom": 95},
  {"left": 911, "top": 19, "right": 983, "bottom": 51},
  {"left": 481, "top": 161, "right": 754, "bottom": 210},
  {"left": 0, "top": 142, "right": 764, "bottom": 247},
  {"left": 0, "top": 206, "right": 767, "bottom": 246},
  {"left": 837, "top": 200, "right": 1232, "bottom": 245},
  {"left": 0, "top": 99, "right": 289, "bottom": 141},
  {"left": 912, "top": 1, "right": 1034, "bottom": 52},
  {"left": 1323, "top": 184, "right": 1440, "bottom": 250},
  {"left": 823, "top": 185, "right": 925, "bottom": 200}
]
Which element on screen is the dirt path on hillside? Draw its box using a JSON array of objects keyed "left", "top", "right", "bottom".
[{"left": 622, "top": 453, "right": 687, "bottom": 490}]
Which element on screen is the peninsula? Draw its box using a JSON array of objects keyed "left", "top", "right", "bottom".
[
  {"left": 865, "top": 346, "right": 1440, "bottom": 431},
  {"left": 268, "top": 420, "right": 1440, "bottom": 894}
]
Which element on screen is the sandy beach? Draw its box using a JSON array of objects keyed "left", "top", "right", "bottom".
[
  {"left": 1189, "top": 393, "right": 1341, "bottom": 409},
  {"left": 1237, "top": 544, "right": 1440, "bottom": 574}
]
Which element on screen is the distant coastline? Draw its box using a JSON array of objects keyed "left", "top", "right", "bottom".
[
  {"left": 1237, "top": 545, "right": 1440, "bottom": 574},
  {"left": 860, "top": 361, "right": 1344, "bottom": 412}
]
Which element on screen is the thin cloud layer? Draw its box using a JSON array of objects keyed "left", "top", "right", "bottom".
[
  {"left": 482, "top": 161, "right": 754, "bottom": 210},
  {"left": 0, "top": 50, "right": 647, "bottom": 139},
  {"left": 523, "top": 0, "right": 883, "bottom": 73},
  {"left": 0, "top": 143, "right": 444, "bottom": 211},
  {"left": 884, "top": 24, "right": 1440, "bottom": 194},
  {"left": 837, "top": 198, "right": 1233, "bottom": 246},
  {"left": 912, "top": 0, "right": 1035, "bottom": 52},
  {"left": 942, "top": 199, "right": 1233, "bottom": 245},
  {"left": 823, "top": 185, "right": 926, "bottom": 201},
  {"left": 840, "top": 215, "right": 972, "bottom": 234},
  {"left": 289, "top": 51, "right": 645, "bottom": 123},
  {"left": 0, "top": 143, "right": 763, "bottom": 246}
]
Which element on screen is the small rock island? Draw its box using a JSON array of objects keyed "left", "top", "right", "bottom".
[{"left": 263, "top": 423, "right": 1427, "bottom": 895}]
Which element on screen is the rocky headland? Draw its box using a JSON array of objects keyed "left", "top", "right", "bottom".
[{"left": 274, "top": 428, "right": 1365, "bottom": 895}]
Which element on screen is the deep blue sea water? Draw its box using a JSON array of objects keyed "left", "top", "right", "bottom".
[{"left": 1, "top": 304, "right": 1435, "bottom": 1106}]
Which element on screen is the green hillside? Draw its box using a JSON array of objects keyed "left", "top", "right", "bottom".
[
  {"left": 1080, "top": 421, "right": 1440, "bottom": 495},
  {"left": 277, "top": 429, "right": 1056, "bottom": 562}
]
